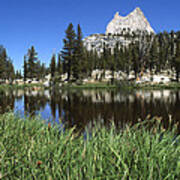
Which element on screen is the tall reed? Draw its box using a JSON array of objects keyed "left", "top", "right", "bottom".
[{"left": 0, "top": 113, "right": 179, "bottom": 179}]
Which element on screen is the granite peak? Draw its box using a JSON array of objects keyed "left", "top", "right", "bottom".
[
  {"left": 84, "top": 7, "right": 155, "bottom": 53},
  {"left": 106, "top": 7, "right": 154, "bottom": 34}
]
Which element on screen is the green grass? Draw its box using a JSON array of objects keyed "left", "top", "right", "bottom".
[
  {"left": 0, "top": 83, "right": 44, "bottom": 91},
  {"left": 133, "top": 82, "right": 180, "bottom": 90},
  {"left": 1, "top": 81, "right": 180, "bottom": 91},
  {"left": 0, "top": 113, "right": 179, "bottom": 179},
  {"left": 61, "top": 81, "right": 180, "bottom": 90},
  {"left": 115, "top": 81, "right": 180, "bottom": 90},
  {"left": 61, "top": 82, "right": 117, "bottom": 89}
]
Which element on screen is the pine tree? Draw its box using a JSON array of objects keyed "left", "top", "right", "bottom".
[
  {"left": 23, "top": 56, "right": 28, "bottom": 82},
  {"left": 50, "top": 54, "right": 56, "bottom": 79},
  {"left": 61, "top": 23, "right": 76, "bottom": 81},
  {"left": 123, "top": 47, "right": 129, "bottom": 72},
  {"left": 157, "top": 33, "right": 164, "bottom": 72},
  {"left": 27, "top": 46, "right": 38, "bottom": 80},
  {"left": 87, "top": 50, "right": 96, "bottom": 77},
  {"left": 101, "top": 43, "right": 108, "bottom": 79},
  {"left": 0, "top": 47, "right": 7, "bottom": 81},
  {"left": 131, "top": 42, "right": 140, "bottom": 79},
  {"left": 149, "top": 38, "right": 158, "bottom": 73},
  {"left": 73, "top": 24, "right": 84, "bottom": 80},
  {"left": 174, "top": 40, "right": 180, "bottom": 81},
  {"left": 170, "top": 30, "right": 175, "bottom": 70},
  {"left": 163, "top": 32, "right": 171, "bottom": 70},
  {"left": 35, "top": 60, "right": 41, "bottom": 80},
  {"left": 15, "top": 70, "right": 22, "bottom": 79},
  {"left": 19, "top": 70, "right": 22, "bottom": 79},
  {"left": 8, "top": 62, "right": 15, "bottom": 83},
  {"left": 57, "top": 54, "right": 63, "bottom": 80},
  {"left": 6, "top": 60, "right": 15, "bottom": 82},
  {"left": 93, "top": 50, "right": 99, "bottom": 70},
  {"left": 40, "top": 63, "right": 46, "bottom": 81},
  {"left": 109, "top": 49, "right": 116, "bottom": 84},
  {"left": 115, "top": 44, "right": 123, "bottom": 71},
  {"left": 83, "top": 49, "right": 92, "bottom": 78},
  {"left": 113, "top": 42, "right": 119, "bottom": 69}
]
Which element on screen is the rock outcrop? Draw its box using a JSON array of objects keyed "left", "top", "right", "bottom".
[{"left": 83, "top": 34, "right": 131, "bottom": 53}]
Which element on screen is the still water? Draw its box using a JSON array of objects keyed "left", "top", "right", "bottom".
[{"left": 0, "top": 88, "right": 180, "bottom": 132}]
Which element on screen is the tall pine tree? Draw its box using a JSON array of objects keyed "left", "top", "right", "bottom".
[
  {"left": 148, "top": 38, "right": 158, "bottom": 73},
  {"left": 174, "top": 40, "right": 180, "bottom": 81},
  {"left": 50, "top": 54, "right": 56, "bottom": 78},
  {"left": 73, "top": 24, "right": 84, "bottom": 80},
  {"left": 57, "top": 54, "right": 63, "bottom": 80},
  {"left": 61, "top": 23, "right": 76, "bottom": 81},
  {"left": 23, "top": 56, "right": 28, "bottom": 82},
  {"left": 0, "top": 47, "right": 7, "bottom": 81},
  {"left": 26, "top": 46, "right": 38, "bottom": 80}
]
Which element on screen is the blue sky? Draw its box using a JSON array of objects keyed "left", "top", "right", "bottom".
[{"left": 0, "top": 0, "right": 180, "bottom": 70}]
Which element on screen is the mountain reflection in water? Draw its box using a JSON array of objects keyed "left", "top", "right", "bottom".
[{"left": 0, "top": 89, "right": 180, "bottom": 132}]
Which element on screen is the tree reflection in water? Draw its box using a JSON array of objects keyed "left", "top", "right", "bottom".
[{"left": 0, "top": 88, "right": 179, "bottom": 133}]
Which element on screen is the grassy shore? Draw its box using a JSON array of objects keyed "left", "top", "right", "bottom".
[
  {"left": 133, "top": 82, "right": 180, "bottom": 90},
  {"left": 1, "top": 81, "right": 180, "bottom": 91},
  {"left": 0, "top": 83, "right": 44, "bottom": 91},
  {"left": 47, "top": 81, "right": 180, "bottom": 90},
  {"left": 61, "top": 82, "right": 117, "bottom": 89},
  {"left": 0, "top": 113, "right": 179, "bottom": 179}
]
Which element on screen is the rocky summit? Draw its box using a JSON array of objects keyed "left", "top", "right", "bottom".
[
  {"left": 106, "top": 7, "right": 154, "bottom": 35},
  {"left": 84, "top": 7, "right": 155, "bottom": 53}
]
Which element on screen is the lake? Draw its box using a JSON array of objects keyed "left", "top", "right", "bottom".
[{"left": 0, "top": 88, "right": 180, "bottom": 132}]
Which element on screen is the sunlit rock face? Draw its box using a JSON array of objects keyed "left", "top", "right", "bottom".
[
  {"left": 83, "top": 7, "right": 155, "bottom": 53},
  {"left": 83, "top": 34, "right": 131, "bottom": 52},
  {"left": 106, "top": 7, "right": 155, "bottom": 35}
]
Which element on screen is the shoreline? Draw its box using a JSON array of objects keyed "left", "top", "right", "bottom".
[{"left": 0, "top": 81, "right": 180, "bottom": 91}]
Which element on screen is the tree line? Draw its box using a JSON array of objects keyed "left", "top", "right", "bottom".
[
  {"left": 0, "top": 46, "right": 15, "bottom": 83},
  {"left": 0, "top": 24, "right": 180, "bottom": 84},
  {"left": 59, "top": 25, "right": 180, "bottom": 82}
]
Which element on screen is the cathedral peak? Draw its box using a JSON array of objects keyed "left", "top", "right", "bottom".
[{"left": 106, "top": 7, "right": 154, "bottom": 34}]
